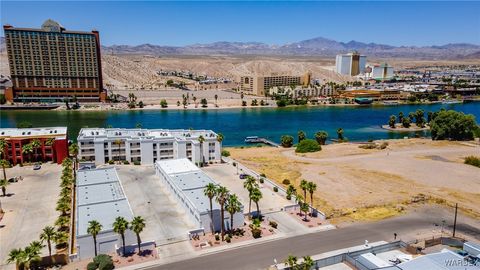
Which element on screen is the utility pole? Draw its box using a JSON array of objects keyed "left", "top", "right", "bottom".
[{"left": 453, "top": 203, "right": 458, "bottom": 238}]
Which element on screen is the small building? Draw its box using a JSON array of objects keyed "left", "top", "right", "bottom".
[
  {"left": 77, "top": 128, "right": 222, "bottom": 165},
  {"left": 154, "top": 158, "right": 244, "bottom": 233},
  {"left": 0, "top": 127, "right": 68, "bottom": 165},
  {"left": 74, "top": 167, "right": 135, "bottom": 260}
]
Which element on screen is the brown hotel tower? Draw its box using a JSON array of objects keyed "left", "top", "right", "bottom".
[{"left": 3, "top": 19, "right": 105, "bottom": 102}]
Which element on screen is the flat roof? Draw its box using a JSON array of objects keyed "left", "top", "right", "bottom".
[
  {"left": 358, "top": 253, "right": 392, "bottom": 267},
  {"left": 76, "top": 167, "right": 133, "bottom": 237},
  {"left": 157, "top": 158, "right": 200, "bottom": 176},
  {"left": 171, "top": 171, "right": 214, "bottom": 190},
  {"left": 0, "top": 127, "right": 67, "bottom": 139},
  {"left": 78, "top": 128, "right": 218, "bottom": 141},
  {"left": 398, "top": 250, "right": 480, "bottom": 270}
]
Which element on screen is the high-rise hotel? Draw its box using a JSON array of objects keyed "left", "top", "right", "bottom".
[
  {"left": 335, "top": 51, "right": 367, "bottom": 76},
  {"left": 3, "top": 19, "right": 105, "bottom": 102}
]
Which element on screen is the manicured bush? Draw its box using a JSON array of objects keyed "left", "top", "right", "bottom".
[
  {"left": 87, "top": 262, "right": 98, "bottom": 270},
  {"left": 269, "top": 221, "right": 278, "bottom": 229},
  {"left": 221, "top": 150, "right": 230, "bottom": 157},
  {"left": 464, "top": 156, "right": 480, "bottom": 168},
  {"left": 90, "top": 255, "right": 114, "bottom": 270},
  {"left": 260, "top": 173, "right": 266, "bottom": 177},
  {"left": 108, "top": 160, "right": 114, "bottom": 165},
  {"left": 123, "top": 160, "right": 130, "bottom": 165},
  {"left": 259, "top": 178, "right": 264, "bottom": 184},
  {"left": 273, "top": 186, "right": 278, "bottom": 192},
  {"left": 276, "top": 99, "right": 287, "bottom": 107},
  {"left": 295, "top": 139, "right": 321, "bottom": 153},
  {"left": 225, "top": 235, "right": 231, "bottom": 243},
  {"left": 215, "top": 234, "right": 220, "bottom": 241},
  {"left": 251, "top": 228, "right": 262, "bottom": 238},
  {"left": 282, "top": 179, "right": 290, "bottom": 185},
  {"left": 133, "top": 161, "right": 141, "bottom": 165}
]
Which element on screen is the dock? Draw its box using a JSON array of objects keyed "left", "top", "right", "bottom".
[{"left": 245, "top": 136, "right": 280, "bottom": 147}]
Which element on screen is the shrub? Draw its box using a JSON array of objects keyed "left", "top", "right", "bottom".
[
  {"left": 133, "top": 161, "right": 141, "bottom": 165},
  {"left": 464, "top": 156, "right": 480, "bottom": 168},
  {"left": 251, "top": 228, "right": 262, "bottom": 238},
  {"left": 378, "top": 142, "right": 389, "bottom": 149},
  {"left": 215, "top": 234, "right": 220, "bottom": 241},
  {"left": 430, "top": 110, "right": 477, "bottom": 141},
  {"left": 280, "top": 135, "right": 294, "bottom": 148},
  {"left": 260, "top": 173, "right": 266, "bottom": 177},
  {"left": 91, "top": 255, "right": 114, "bottom": 270},
  {"left": 295, "top": 139, "right": 321, "bottom": 153},
  {"left": 282, "top": 179, "right": 290, "bottom": 185},
  {"left": 359, "top": 143, "right": 376, "bottom": 149},
  {"left": 160, "top": 99, "right": 168, "bottom": 108},
  {"left": 87, "top": 262, "right": 98, "bottom": 270},
  {"left": 276, "top": 99, "right": 287, "bottom": 107},
  {"left": 269, "top": 221, "right": 278, "bottom": 229},
  {"left": 108, "top": 160, "right": 114, "bottom": 165},
  {"left": 273, "top": 186, "right": 278, "bottom": 192},
  {"left": 123, "top": 160, "right": 130, "bottom": 165},
  {"left": 225, "top": 235, "right": 231, "bottom": 243},
  {"left": 259, "top": 178, "right": 264, "bottom": 184},
  {"left": 242, "top": 101, "right": 247, "bottom": 106},
  {"left": 286, "top": 194, "right": 292, "bottom": 200},
  {"left": 221, "top": 150, "right": 231, "bottom": 157}
]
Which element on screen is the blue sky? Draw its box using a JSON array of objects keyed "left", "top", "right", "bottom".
[{"left": 1, "top": 1, "right": 479, "bottom": 46}]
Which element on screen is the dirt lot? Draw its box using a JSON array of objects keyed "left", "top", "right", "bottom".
[
  {"left": 0, "top": 163, "right": 62, "bottom": 266},
  {"left": 226, "top": 139, "right": 480, "bottom": 221}
]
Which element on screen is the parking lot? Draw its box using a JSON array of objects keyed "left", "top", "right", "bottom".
[
  {"left": 202, "top": 163, "right": 291, "bottom": 215},
  {"left": 0, "top": 163, "right": 61, "bottom": 265},
  {"left": 115, "top": 165, "right": 196, "bottom": 245}
]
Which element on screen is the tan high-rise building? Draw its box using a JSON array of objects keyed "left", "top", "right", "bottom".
[
  {"left": 3, "top": 19, "right": 105, "bottom": 102},
  {"left": 239, "top": 72, "right": 311, "bottom": 96}
]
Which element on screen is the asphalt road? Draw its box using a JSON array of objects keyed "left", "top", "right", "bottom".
[{"left": 149, "top": 206, "right": 480, "bottom": 270}]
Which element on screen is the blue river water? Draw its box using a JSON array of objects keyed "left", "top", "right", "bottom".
[{"left": 1, "top": 103, "right": 479, "bottom": 146}]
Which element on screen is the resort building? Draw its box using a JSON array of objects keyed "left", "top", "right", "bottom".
[
  {"left": 239, "top": 72, "right": 311, "bottom": 96},
  {"left": 365, "top": 63, "right": 395, "bottom": 80},
  {"left": 269, "top": 85, "right": 338, "bottom": 98},
  {"left": 155, "top": 158, "right": 244, "bottom": 233},
  {"left": 74, "top": 167, "right": 136, "bottom": 260},
  {"left": 0, "top": 127, "right": 68, "bottom": 165},
  {"left": 335, "top": 52, "right": 367, "bottom": 76},
  {"left": 77, "top": 128, "right": 222, "bottom": 165},
  {"left": 3, "top": 19, "right": 105, "bottom": 102}
]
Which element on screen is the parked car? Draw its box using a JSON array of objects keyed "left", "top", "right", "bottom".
[
  {"left": 239, "top": 173, "right": 249, "bottom": 179},
  {"left": 33, "top": 163, "right": 41, "bottom": 170}
]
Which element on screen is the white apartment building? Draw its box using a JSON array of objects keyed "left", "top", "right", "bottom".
[
  {"left": 335, "top": 52, "right": 367, "bottom": 76},
  {"left": 77, "top": 128, "right": 222, "bottom": 165},
  {"left": 155, "top": 158, "right": 244, "bottom": 233}
]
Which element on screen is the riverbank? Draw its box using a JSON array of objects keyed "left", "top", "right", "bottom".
[
  {"left": 226, "top": 138, "right": 480, "bottom": 222},
  {"left": 381, "top": 124, "right": 430, "bottom": 131}
]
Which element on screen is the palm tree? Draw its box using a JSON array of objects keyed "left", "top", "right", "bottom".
[
  {"left": 53, "top": 231, "right": 69, "bottom": 250},
  {"left": 56, "top": 201, "right": 70, "bottom": 216},
  {"left": 1, "top": 177, "right": 9, "bottom": 197},
  {"left": 55, "top": 215, "right": 70, "bottom": 229},
  {"left": 68, "top": 143, "right": 79, "bottom": 176},
  {"left": 300, "top": 179, "right": 308, "bottom": 200},
  {"left": 314, "top": 131, "right": 328, "bottom": 145},
  {"left": 40, "top": 226, "right": 56, "bottom": 258},
  {"left": 23, "top": 241, "right": 43, "bottom": 269},
  {"left": 0, "top": 139, "right": 8, "bottom": 159},
  {"left": 193, "top": 96, "right": 197, "bottom": 108},
  {"left": 296, "top": 194, "right": 304, "bottom": 216},
  {"left": 215, "top": 186, "right": 229, "bottom": 241},
  {"left": 250, "top": 188, "right": 262, "bottom": 219},
  {"left": 130, "top": 216, "right": 146, "bottom": 254},
  {"left": 216, "top": 133, "right": 224, "bottom": 143},
  {"left": 337, "top": 128, "right": 344, "bottom": 141},
  {"left": 301, "top": 256, "right": 314, "bottom": 270},
  {"left": 198, "top": 135, "right": 205, "bottom": 165},
  {"left": 6, "top": 248, "right": 25, "bottom": 270},
  {"left": 297, "top": 130, "right": 306, "bottom": 143},
  {"left": 214, "top": 94, "right": 218, "bottom": 107},
  {"left": 45, "top": 138, "right": 55, "bottom": 147},
  {"left": 21, "top": 143, "right": 33, "bottom": 163},
  {"left": 113, "top": 139, "right": 122, "bottom": 163},
  {"left": 300, "top": 202, "right": 310, "bottom": 221},
  {"left": 203, "top": 183, "right": 217, "bottom": 234},
  {"left": 307, "top": 182, "right": 317, "bottom": 215},
  {"left": 225, "top": 194, "right": 241, "bottom": 233},
  {"left": 243, "top": 176, "right": 258, "bottom": 217},
  {"left": 286, "top": 184, "right": 296, "bottom": 200},
  {"left": 30, "top": 139, "right": 41, "bottom": 162},
  {"left": 87, "top": 220, "right": 102, "bottom": 256},
  {"left": 113, "top": 216, "right": 129, "bottom": 256},
  {"left": 285, "top": 254, "right": 298, "bottom": 269}
]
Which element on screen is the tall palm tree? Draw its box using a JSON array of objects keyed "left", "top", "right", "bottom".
[
  {"left": 216, "top": 133, "right": 224, "bottom": 143},
  {"left": 56, "top": 201, "right": 70, "bottom": 216},
  {"left": 193, "top": 96, "right": 197, "bottom": 108},
  {"left": 6, "top": 248, "right": 25, "bottom": 270},
  {"left": 214, "top": 94, "right": 218, "bottom": 107},
  {"left": 21, "top": 143, "right": 33, "bottom": 163},
  {"left": 286, "top": 184, "right": 296, "bottom": 200},
  {"left": 250, "top": 188, "right": 263, "bottom": 219},
  {"left": 130, "top": 216, "right": 146, "bottom": 254},
  {"left": 301, "top": 255, "right": 314, "bottom": 270},
  {"left": 285, "top": 254, "right": 298, "bottom": 269},
  {"left": 113, "top": 216, "right": 129, "bottom": 256},
  {"left": 87, "top": 220, "right": 103, "bottom": 256},
  {"left": 243, "top": 176, "right": 258, "bottom": 218},
  {"left": 300, "top": 179, "right": 308, "bottom": 200},
  {"left": 203, "top": 183, "right": 217, "bottom": 234},
  {"left": 30, "top": 139, "right": 41, "bottom": 162},
  {"left": 0, "top": 176, "right": 9, "bottom": 197},
  {"left": 215, "top": 186, "right": 229, "bottom": 241},
  {"left": 55, "top": 215, "right": 70, "bottom": 230},
  {"left": 296, "top": 194, "right": 304, "bottom": 216},
  {"left": 40, "top": 226, "right": 56, "bottom": 258},
  {"left": 307, "top": 182, "right": 317, "bottom": 215},
  {"left": 0, "top": 139, "right": 8, "bottom": 159},
  {"left": 68, "top": 143, "right": 79, "bottom": 177},
  {"left": 23, "top": 241, "right": 43, "bottom": 269},
  {"left": 54, "top": 231, "right": 69, "bottom": 250},
  {"left": 113, "top": 139, "right": 122, "bottom": 163},
  {"left": 198, "top": 135, "right": 205, "bottom": 166},
  {"left": 225, "top": 194, "right": 241, "bottom": 233},
  {"left": 45, "top": 138, "right": 55, "bottom": 147}
]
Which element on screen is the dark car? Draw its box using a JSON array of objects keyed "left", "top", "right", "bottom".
[
  {"left": 33, "top": 163, "right": 41, "bottom": 170},
  {"left": 239, "top": 173, "right": 249, "bottom": 179}
]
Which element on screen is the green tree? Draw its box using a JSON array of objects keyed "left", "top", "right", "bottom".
[
  {"left": 336, "top": 128, "right": 344, "bottom": 141},
  {"left": 21, "top": 143, "right": 34, "bottom": 163},
  {"left": 198, "top": 135, "right": 205, "bottom": 165},
  {"left": 31, "top": 139, "right": 41, "bottom": 162},
  {"left": 0, "top": 139, "right": 8, "bottom": 159},
  {"left": 285, "top": 255, "right": 298, "bottom": 269},
  {"left": 281, "top": 135, "right": 294, "bottom": 148},
  {"left": 225, "top": 194, "right": 241, "bottom": 233},
  {"left": 201, "top": 98, "right": 208, "bottom": 108},
  {"left": 113, "top": 216, "right": 129, "bottom": 256},
  {"left": 307, "top": 181, "right": 317, "bottom": 214},
  {"left": 296, "top": 194, "right": 304, "bottom": 215},
  {"left": 214, "top": 94, "right": 218, "bottom": 107},
  {"left": 415, "top": 109, "right": 425, "bottom": 127},
  {"left": 204, "top": 183, "right": 217, "bottom": 234},
  {"left": 130, "top": 216, "right": 146, "bottom": 254},
  {"left": 216, "top": 133, "right": 224, "bottom": 143},
  {"left": 301, "top": 256, "right": 314, "bottom": 270},
  {"left": 398, "top": 112, "right": 404, "bottom": 123},
  {"left": 160, "top": 99, "right": 168, "bottom": 108},
  {"left": 389, "top": 115, "right": 397, "bottom": 128},
  {"left": 56, "top": 201, "right": 70, "bottom": 216},
  {"left": 300, "top": 179, "right": 308, "bottom": 200},
  {"left": 113, "top": 139, "right": 122, "bottom": 163},
  {"left": 243, "top": 176, "right": 258, "bottom": 217},
  {"left": 23, "top": 241, "right": 43, "bottom": 269},
  {"left": 40, "top": 226, "right": 56, "bottom": 258},
  {"left": 69, "top": 143, "right": 79, "bottom": 176},
  {"left": 7, "top": 248, "right": 25, "bottom": 270},
  {"left": 215, "top": 186, "right": 229, "bottom": 241},
  {"left": 87, "top": 220, "right": 103, "bottom": 256},
  {"left": 314, "top": 131, "right": 328, "bottom": 145},
  {"left": 430, "top": 110, "right": 477, "bottom": 141},
  {"left": 250, "top": 188, "right": 263, "bottom": 219},
  {"left": 286, "top": 184, "right": 296, "bottom": 200},
  {"left": 193, "top": 96, "right": 197, "bottom": 108},
  {"left": 402, "top": 117, "right": 411, "bottom": 128},
  {"left": 0, "top": 159, "right": 10, "bottom": 196},
  {"left": 297, "top": 130, "right": 306, "bottom": 143},
  {"left": 295, "top": 139, "right": 321, "bottom": 153},
  {"left": 300, "top": 202, "right": 310, "bottom": 221}
]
